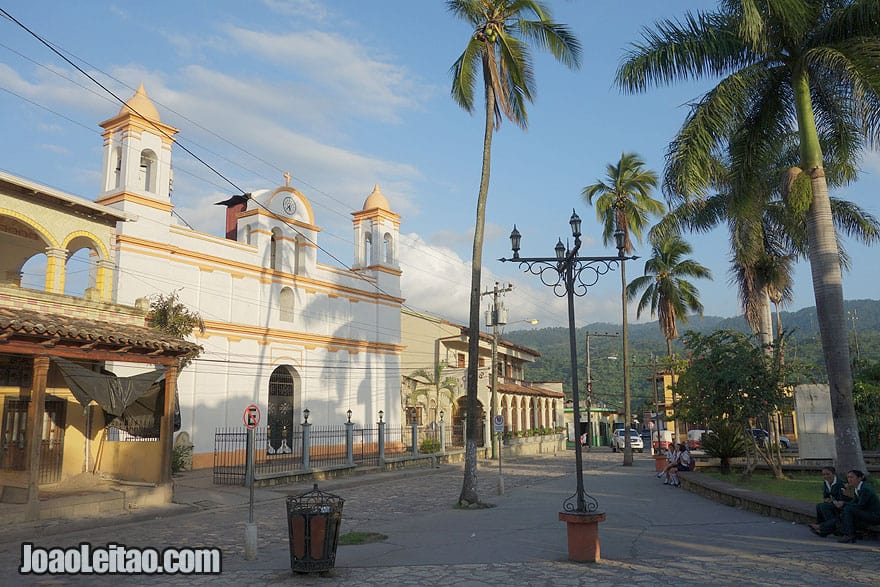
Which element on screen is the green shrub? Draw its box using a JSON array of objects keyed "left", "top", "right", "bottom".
[
  {"left": 701, "top": 422, "right": 746, "bottom": 474},
  {"left": 419, "top": 437, "right": 441, "bottom": 453},
  {"left": 171, "top": 441, "right": 193, "bottom": 473}
]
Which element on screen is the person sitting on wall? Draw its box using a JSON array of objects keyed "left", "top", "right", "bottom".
[
  {"left": 809, "top": 466, "right": 849, "bottom": 537},
  {"left": 668, "top": 443, "right": 692, "bottom": 487},
  {"left": 838, "top": 470, "right": 880, "bottom": 544},
  {"left": 657, "top": 442, "right": 680, "bottom": 485}
]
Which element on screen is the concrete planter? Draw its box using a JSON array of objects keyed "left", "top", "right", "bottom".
[
  {"left": 654, "top": 454, "right": 668, "bottom": 472},
  {"left": 558, "top": 511, "right": 606, "bottom": 562}
]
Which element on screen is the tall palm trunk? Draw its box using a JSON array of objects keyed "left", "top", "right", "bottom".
[
  {"left": 757, "top": 290, "right": 773, "bottom": 348},
  {"left": 621, "top": 261, "right": 633, "bottom": 465},
  {"left": 792, "top": 69, "right": 865, "bottom": 473},
  {"left": 460, "top": 73, "right": 495, "bottom": 506}
]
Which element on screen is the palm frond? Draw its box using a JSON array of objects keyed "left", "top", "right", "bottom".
[{"left": 616, "top": 10, "right": 753, "bottom": 94}]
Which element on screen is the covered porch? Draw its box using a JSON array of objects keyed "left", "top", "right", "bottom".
[{"left": 0, "top": 298, "right": 198, "bottom": 522}]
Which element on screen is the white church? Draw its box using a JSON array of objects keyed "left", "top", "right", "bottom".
[{"left": 98, "top": 86, "right": 404, "bottom": 468}]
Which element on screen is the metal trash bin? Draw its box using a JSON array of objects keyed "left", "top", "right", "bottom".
[{"left": 286, "top": 484, "right": 345, "bottom": 573}]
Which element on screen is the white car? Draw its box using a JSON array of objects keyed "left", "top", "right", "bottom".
[{"left": 611, "top": 429, "right": 644, "bottom": 452}]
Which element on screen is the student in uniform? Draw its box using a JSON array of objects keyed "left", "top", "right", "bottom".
[
  {"left": 838, "top": 470, "right": 880, "bottom": 543},
  {"left": 809, "top": 466, "right": 848, "bottom": 537}
]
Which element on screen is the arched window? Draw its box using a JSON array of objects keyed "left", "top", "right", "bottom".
[
  {"left": 113, "top": 146, "right": 122, "bottom": 188},
  {"left": 270, "top": 228, "right": 282, "bottom": 271},
  {"left": 364, "top": 232, "right": 373, "bottom": 266},
  {"left": 294, "top": 235, "right": 306, "bottom": 275},
  {"left": 267, "top": 366, "right": 297, "bottom": 454},
  {"left": 383, "top": 232, "right": 393, "bottom": 264},
  {"left": 245, "top": 225, "right": 253, "bottom": 246},
  {"left": 279, "top": 287, "right": 294, "bottom": 322},
  {"left": 139, "top": 150, "right": 158, "bottom": 193}
]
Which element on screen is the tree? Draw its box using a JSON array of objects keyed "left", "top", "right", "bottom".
[
  {"left": 627, "top": 233, "right": 711, "bottom": 356},
  {"left": 853, "top": 360, "right": 880, "bottom": 451},
  {"left": 146, "top": 291, "right": 204, "bottom": 368},
  {"left": 405, "top": 363, "right": 460, "bottom": 426},
  {"left": 447, "top": 0, "right": 581, "bottom": 506},
  {"left": 582, "top": 151, "right": 664, "bottom": 465},
  {"left": 676, "top": 329, "right": 799, "bottom": 478},
  {"left": 658, "top": 132, "right": 877, "bottom": 349},
  {"left": 617, "top": 1, "right": 880, "bottom": 473}
]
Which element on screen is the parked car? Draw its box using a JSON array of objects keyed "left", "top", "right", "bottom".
[
  {"left": 611, "top": 428, "right": 644, "bottom": 453},
  {"left": 687, "top": 429, "right": 713, "bottom": 450},
  {"left": 749, "top": 428, "right": 790, "bottom": 449}
]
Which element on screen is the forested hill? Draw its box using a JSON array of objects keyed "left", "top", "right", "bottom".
[{"left": 503, "top": 299, "right": 879, "bottom": 412}]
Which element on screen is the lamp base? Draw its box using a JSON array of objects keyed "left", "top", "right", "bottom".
[{"left": 558, "top": 511, "right": 606, "bottom": 563}]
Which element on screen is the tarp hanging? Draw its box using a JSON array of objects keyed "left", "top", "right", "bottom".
[
  {"left": 53, "top": 357, "right": 164, "bottom": 416},
  {"left": 52, "top": 357, "right": 181, "bottom": 437}
]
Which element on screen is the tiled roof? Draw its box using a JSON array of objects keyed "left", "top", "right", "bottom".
[
  {"left": 497, "top": 382, "right": 565, "bottom": 398},
  {"left": 0, "top": 306, "right": 200, "bottom": 356}
]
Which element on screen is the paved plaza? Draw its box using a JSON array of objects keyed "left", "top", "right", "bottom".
[{"left": 1, "top": 449, "right": 877, "bottom": 586}]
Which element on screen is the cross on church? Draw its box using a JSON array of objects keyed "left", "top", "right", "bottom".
[{"left": 283, "top": 171, "right": 291, "bottom": 187}]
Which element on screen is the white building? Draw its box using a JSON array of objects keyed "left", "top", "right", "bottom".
[{"left": 97, "top": 86, "right": 403, "bottom": 468}]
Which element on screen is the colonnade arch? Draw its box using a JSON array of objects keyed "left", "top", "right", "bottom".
[{"left": 0, "top": 210, "right": 112, "bottom": 300}]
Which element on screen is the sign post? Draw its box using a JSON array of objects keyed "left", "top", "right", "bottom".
[
  {"left": 243, "top": 403, "right": 261, "bottom": 560},
  {"left": 493, "top": 415, "right": 505, "bottom": 495}
]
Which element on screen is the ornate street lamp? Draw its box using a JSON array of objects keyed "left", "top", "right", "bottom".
[{"left": 500, "top": 209, "right": 636, "bottom": 514}]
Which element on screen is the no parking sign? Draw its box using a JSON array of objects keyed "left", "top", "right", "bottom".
[{"left": 243, "top": 404, "right": 261, "bottom": 429}]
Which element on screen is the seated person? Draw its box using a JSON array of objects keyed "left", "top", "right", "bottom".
[
  {"left": 838, "top": 470, "right": 880, "bottom": 543},
  {"left": 657, "top": 443, "right": 680, "bottom": 484},
  {"left": 668, "top": 443, "right": 692, "bottom": 487},
  {"left": 809, "top": 466, "right": 848, "bottom": 537}
]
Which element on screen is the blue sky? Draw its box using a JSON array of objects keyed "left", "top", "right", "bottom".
[{"left": 1, "top": 0, "right": 877, "bottom": 332}]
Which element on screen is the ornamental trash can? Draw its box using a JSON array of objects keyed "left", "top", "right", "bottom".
[{"left": 286, "top": 484, "right": 345, "bottom": 574}]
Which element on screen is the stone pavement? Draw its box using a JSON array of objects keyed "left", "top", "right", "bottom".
[{"left": 1, "top": 449, "right": 878, "bottom": 586}]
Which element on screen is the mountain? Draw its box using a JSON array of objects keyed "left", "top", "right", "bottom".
[{"left": 504, "top": 299, "right": 880, "bottom": 413}]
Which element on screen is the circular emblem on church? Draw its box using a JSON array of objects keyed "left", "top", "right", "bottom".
[{"left": 282, "top": 196, "right": 296, "bottom": 215}]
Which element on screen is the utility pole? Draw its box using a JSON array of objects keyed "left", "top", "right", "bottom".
[
  {"left": 482, "top": 282, "right": 513, "bottom": 462},
  {"left": 584, "top": 331, "right": 618, "bottom": 451}
]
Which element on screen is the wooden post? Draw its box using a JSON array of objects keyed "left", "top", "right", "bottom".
[
  {"left": 159, "top": 364, "right": 178, "bottom": 486},
  {"left": 25, "top": 356, "right": 50, "bottom": 521}
]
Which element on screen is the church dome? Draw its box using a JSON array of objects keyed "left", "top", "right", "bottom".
[
  {"left": 362, "top": 184, "right": 390, "bottom": 211},
  {"left": 119, "top": 84, "right": 161, "bottom": 122}
]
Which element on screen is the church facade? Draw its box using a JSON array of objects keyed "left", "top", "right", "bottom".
[{"left": 97, "top": 86, "right": 404, "bottom": 468}]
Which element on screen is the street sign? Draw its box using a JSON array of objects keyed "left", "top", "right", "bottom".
[
  {"left": 493, "top": 414, "right": 504, "bottom": 432},
  {"left": 243, "top": 404, "right": 261, "bottom": 429}
]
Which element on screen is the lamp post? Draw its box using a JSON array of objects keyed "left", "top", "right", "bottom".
[{"left": 500, "top": 210, "right": 636, "bottom": 513}]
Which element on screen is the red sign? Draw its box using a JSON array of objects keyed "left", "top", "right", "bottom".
[{"left": 243, "top": 404, "right": 261, "bottom": 429}]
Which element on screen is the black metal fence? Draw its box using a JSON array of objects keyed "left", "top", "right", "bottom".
[{"left": 213, "top": 421, "right": 477, "bottom": 485}]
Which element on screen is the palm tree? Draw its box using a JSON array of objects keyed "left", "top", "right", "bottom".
[
  {"left": 616, "top": 1, "right": 880, "bottom": 472},
  {"left": 407, "top": 363, "right": 460, "bottom": 426},
  {"left": 627, "top": 234, "right": 711, "bottom": 357},
  {"left": 582, "top": 152, "right": 664, "bottom": 465},
  {"left": 447, "top": 0, "right": 580, "bottom": 506}
]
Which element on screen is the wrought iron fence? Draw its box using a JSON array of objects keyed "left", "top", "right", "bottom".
[
  {"left": 213, "top": 422, "right": 467, "bottom": 485},
  {"left": 308, "top": 425, "right": 347, "bottom": 468},
  {"left": 352, "top": 426, "right": 379, "bottom": 467}
]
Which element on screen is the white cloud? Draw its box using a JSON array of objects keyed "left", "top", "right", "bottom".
[
  {"left": 398, "top": 231, "right": 623, "bottom": 330},
  {"left": 222, "top": 26, "right": 430, "bottom": 123},
  {"left": 428, "top": 221, "right": 507, "bottom": 249},
  {"left": 263, "top": 0, "right": 331, "bottom": 21}
]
